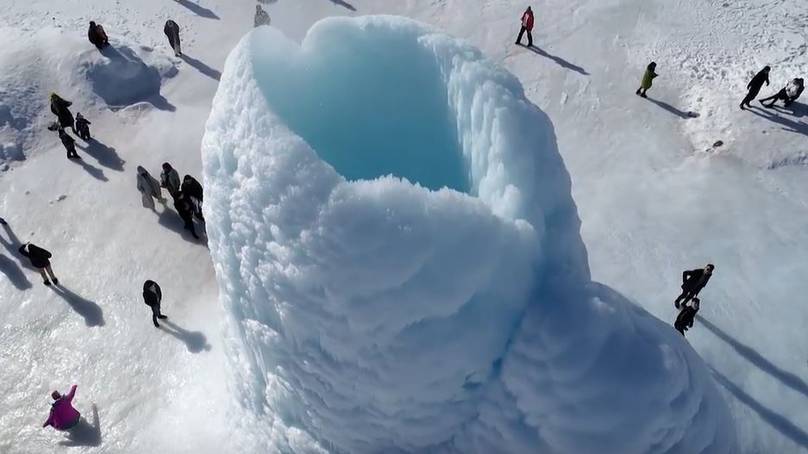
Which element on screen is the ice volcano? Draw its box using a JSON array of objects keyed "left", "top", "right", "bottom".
[{"left": 202, "top": 16, "right": 735, "bottom": 453}]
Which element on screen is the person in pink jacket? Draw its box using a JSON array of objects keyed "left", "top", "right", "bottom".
[{"left": 42, "top": 385, "right": 81, "bottom": 431}]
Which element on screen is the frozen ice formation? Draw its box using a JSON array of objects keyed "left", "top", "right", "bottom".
[{"left": 202, "top": 16, "right": 735, "bottom": 453}]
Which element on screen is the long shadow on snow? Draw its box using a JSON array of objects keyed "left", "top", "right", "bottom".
[
  {"left": 160, "top": 320, "right": 211, "bottom": 353},
  {"left": 51, "top": 286, "right": 105, "bottom": 327},
  {"left": 0, "top": 223, "right": 32, "bottom": 289},
  {"left": 71, "top": 157, "right": 108, "bottom": 182},
  {"left": 98, "top": 46, "right": 176, "bottom": 112},
  {"left": 748, "top": 105, "right": 808, "bottom": 136},
  {"left": 698, "top": 316, "right": 808, "bottom": 399},
  {"left": 180, "top": 54, "right": 221, "bottom": 81},
  {"left": 328, "top": 0, "right": 357, "bottom": 11},
  {"left": 157, "top": 207, "right": 208, "bottom": 246},
  {"left": 523, "top": 45, "right": 589, "bottom": 75},
  {"left": 174, "top": 0, "right": 220, "bottom": 20},
  {"left": 77, "top": 138, "right": 125, "bottom": 171},
  {"left": 59, "top": 404, "right": 101, "bottom": 447},
  {"left": 646, "top": 97, "right": 698, "bottom": 120},
  {"left": 711, "top": 367, "right": 808, "bottom": 450}
]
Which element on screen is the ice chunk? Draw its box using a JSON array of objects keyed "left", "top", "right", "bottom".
[{"left": 203, "top": 16, "right": 735, "bottom": 453}]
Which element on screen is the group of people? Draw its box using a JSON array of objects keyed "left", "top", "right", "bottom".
[
  {"left": 49, "top": 94, "right": 92, "bottom": 159},
  {"left": 672, "top": 263, "right": 714, "bottom": 336},
  {"left": 136, "top": 163, "right": 205, "bottom": 240}
]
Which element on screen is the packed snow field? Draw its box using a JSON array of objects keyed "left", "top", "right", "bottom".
[{"left": 1, "top": 1, "right": 807, "bottom": 454}]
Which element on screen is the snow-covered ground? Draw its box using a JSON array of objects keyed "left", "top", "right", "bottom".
[{"left": 1, "top": 0, "right": 807, "bottom": 453}]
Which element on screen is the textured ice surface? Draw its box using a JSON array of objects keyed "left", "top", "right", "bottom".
[{"left": 203, "top": 16, "right": 736, "bottom": 453}]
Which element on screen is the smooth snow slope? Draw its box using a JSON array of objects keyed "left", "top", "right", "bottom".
[
  {"left": 2, "top": 0, "right": 808, "bottom": 452},
  {"left": 202, "top": 17, "right": 734, "bottom": 453}
]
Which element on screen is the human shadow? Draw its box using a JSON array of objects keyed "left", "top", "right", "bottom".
[
  {"left": 70, "top": 157, "right": 108, "bottom": 182},
  {"left": 771, "top": 101, "right": 807, "bottom": 119},
  {"left": 180, "top": 54, "right": 221, "bottom": 81},
  {"left": 77, "top": 138, "right": 125, "bottom": 172},
  {"left": 0, "top": 223, "right": 33, "bottom": 289},
  {"left": 160, "top": 320, "right": 211, "bottom": 353},
  {"left": 523, "top": 45, "right": 589, "bottom": 75},
  {"left": 51, "top": 286, "right": 105, "bottom": 327},
  {"left": 328, "top": 0, "right": 357, "bottom": 11},
  {"left": 157, "top": 207, "right": 207, "bottom": 245},
  {"left": 59, "top": 404, "right": 101, "bottom": 447},
  {"left": 647, "top": 97, "right": 698, "bottom": 119},
  {"left": 175, "top": 0, "right": 220, "bottom": 20},
  {"left": 699, "top": 316, "right": 808, "bottom": 399},
  {"left": 711, "top": 367, "right": 808, "bottom": 449},
  {"left": 748, "top": 105, "right": 808, "bottom": 136}
]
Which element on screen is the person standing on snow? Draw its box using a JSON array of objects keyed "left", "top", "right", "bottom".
[
  {"left": 163, "top": 20, "right": 182, "bottom": 57},
  {"left": 0, "top": 217, "right": 6, "bottom": 225},
  {"left": 160, "top": 162, "right": 182, "bottom": 199},
  {"left": 50, "top": 94, "right": 76, "bottom": 134},
  {"left": 136, "top": 166, "right": 165, "bottom": 211},
  {"left": 43, "top": 385, "right": 81, "bottom": 431},
  {"left": 674, "top": 263, "right": 714, "bottom": 309},
  {"left": 740, "top": 66, "right": 770, "bottom": 110},
  {"left": 18, "top": 242, "right": 58, "bottom": 286},
  {"left": 181, "top": 175, "right": 204, "bottom": 221},
  {"left": 58, "top": 128, "right": 80, "bottom": 159},
  {"left": 635, "top": 62, "right": 658, "bottom": 98},
  {"left": 174, "top": 193, "right": 200, "bottom": 239},
  {"left": 254, "top": 5, "right": 271, "bottom": 27},
  {"left": 674, "top": 299, "right": 700, "bottom": 336},
  {"left": 760, "top": 77, "right": 804, "bottom": 108},
  {"left": 514, "top": 7, "right": 534, "bottom": 47},
  {"left": 143, "top": 280, "right": 168, "bottom": 328},
  {"left": 75, "top": 113, "right": 91, "bottom": 141},
  {"left": 87, "top": 21, "right": 109, "bottom": 49}
]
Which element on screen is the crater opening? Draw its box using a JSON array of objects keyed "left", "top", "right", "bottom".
[{"left": 252, "top": 26, "right": 469, "bottom": 192}]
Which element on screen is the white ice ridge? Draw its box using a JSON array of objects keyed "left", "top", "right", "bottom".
[{"left": 202, "top": 16, "right": 736, "bottom": 453}]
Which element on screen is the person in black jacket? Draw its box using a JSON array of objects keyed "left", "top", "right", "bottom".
[
  {"left": 75, "top": 113, "right": 91, "bottom": 141},
  {"left": 181, "top": 175, "right": 204, "bottom": 221},
  {"left": 163, "top": 20, "right": 182, "bottom": 57},
  {"left": 58, "top": 128, "right": 80, "bottom": 159},
  {"left": 87, "top": 21, "right": 109, "bottom": 50},
  {"left": 143, "top": 280, "right": 168, "bottom": 328},
  {"left": 19, "top": 242, "right": 59, "bottom": 285},
  {"left": 50, "top": 94, "right": 76, "bottom": 134},
  {"left": 674, "top": 298, "right": 700, "bottom": 336},
  {"left": 174, "top": 193, "right": 200, "bottom": 239},
  {"left": 740, "top": 66, "right": 770, "bottom": 109},
  {"left": 674, "top": 263, "right": 714, "bottom": 309}
]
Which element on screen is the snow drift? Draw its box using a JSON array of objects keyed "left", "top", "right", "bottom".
[{"left": 203, "top": 17, "right": 736, "bottom": 453}]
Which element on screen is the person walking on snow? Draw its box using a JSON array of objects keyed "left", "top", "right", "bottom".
[
  {"left": 143, "top": 280, "right": 168, "bottom": 328},
  {"left": 674, "top": 299, "right": 700, "bottom": 336},
  {"left": 136, "top": 166, "right": 165, "bottom": 211},
  {"left": 160, "top": 162, "right": 181, "bottom": 199},
  {"left": 87, "top": 21, "right": 109, "bottom": 49},
  {"left": 18, "top": 242, "right": 58, "bottom": 286},
  {"left": 674, "top": 263, "right": 714, "bottom": 309},
  {"left": 163, "top": 20, "right": 182, "bottom": 57},
  {"left": 58, "top": 128, "right": 80, "bottom": 159},
  {"left": 636, "top": 62, "right": 658, "bottom": 98},
  {"left": 760, "top": 77, "right": 804, "bottom": 108},
  {"left": 254, "top": 5, "right": 271, "bottom": 27},
  {"left": 50, "top": 94, "right": 75, "bottom": 134},
  {"left": 515, "top": 7, "right": 534, "bottom": 47},
  {"left": 43, "top": 385, "right": 81, "bottom": 431},
  {"left": 174, "top": 193, "right": 200, "bottom": 239},
  {"left": 181, "top": 175, "right": 204, "bottom": 221},
  {"left": 740, "top": 66, "right": 770, "bottom": 109},
  {"left": 75, "top": 113, "right": 91, "bottom": 141}
]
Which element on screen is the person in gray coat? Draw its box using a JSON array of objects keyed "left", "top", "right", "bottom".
[
  {"left": 136, "top": 166, "right": 165, "bottom": 210},
  {"left": 254, "top": 5, "right": 271, "bottom": 27},
  {"left": 160, "top": 162, "right": 181, "bottom": 199}
]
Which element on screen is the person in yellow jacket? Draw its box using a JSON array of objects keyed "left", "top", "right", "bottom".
[{"left": 635, "top": 62, "right": 658, "bottom": 98}]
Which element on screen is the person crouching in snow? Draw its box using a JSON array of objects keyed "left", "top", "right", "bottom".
[
  {"left": 58, "top": 127, "right": 80, "bottom": 159},
  {"left": 87, "top": 21, "right": 109, "bottom": 50},
  {"left": 136, "top": 166, "right": 165, "bottom": 211},
  {"left": 515, "top": 7, "right": 534, "bottom": 47},
  {"left": 43, "top": 385, "right": 81, "bottom": 431},
  {"left": 674, "top": 298, "right": 700, "bottom": 336},
  {"left": 18, "top": 242, "right": 58, "bottom": 286},
  {"left": 143, "top": 280, "right": 168, "bottom": 328},
  {"left": 75, "top": 113, "right": 91, "bottom": 141},
  {"left": 636, "top": 62, "right": 658, "bottom": 98},
  {"left": 760, "top": 77, "right": 804, "bottom": 108},
  {"left": 254, "top": 5, "right": 271, "bottom": 27}
]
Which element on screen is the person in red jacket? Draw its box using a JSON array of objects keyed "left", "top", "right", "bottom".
[
  {"left": 43, "top": 385, "right": 81, "bottom": 431},
  {"left": 515, "top": 7, "right": 534, "bottom": 47}
]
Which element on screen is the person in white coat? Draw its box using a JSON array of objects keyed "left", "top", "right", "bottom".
[{"left": 136, "top": 166, "right": 165, "bottom": 210}]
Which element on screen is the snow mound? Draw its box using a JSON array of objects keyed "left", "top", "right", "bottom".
[{"left": 203, "top": 17, "right": 736, "bottom": 453}]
